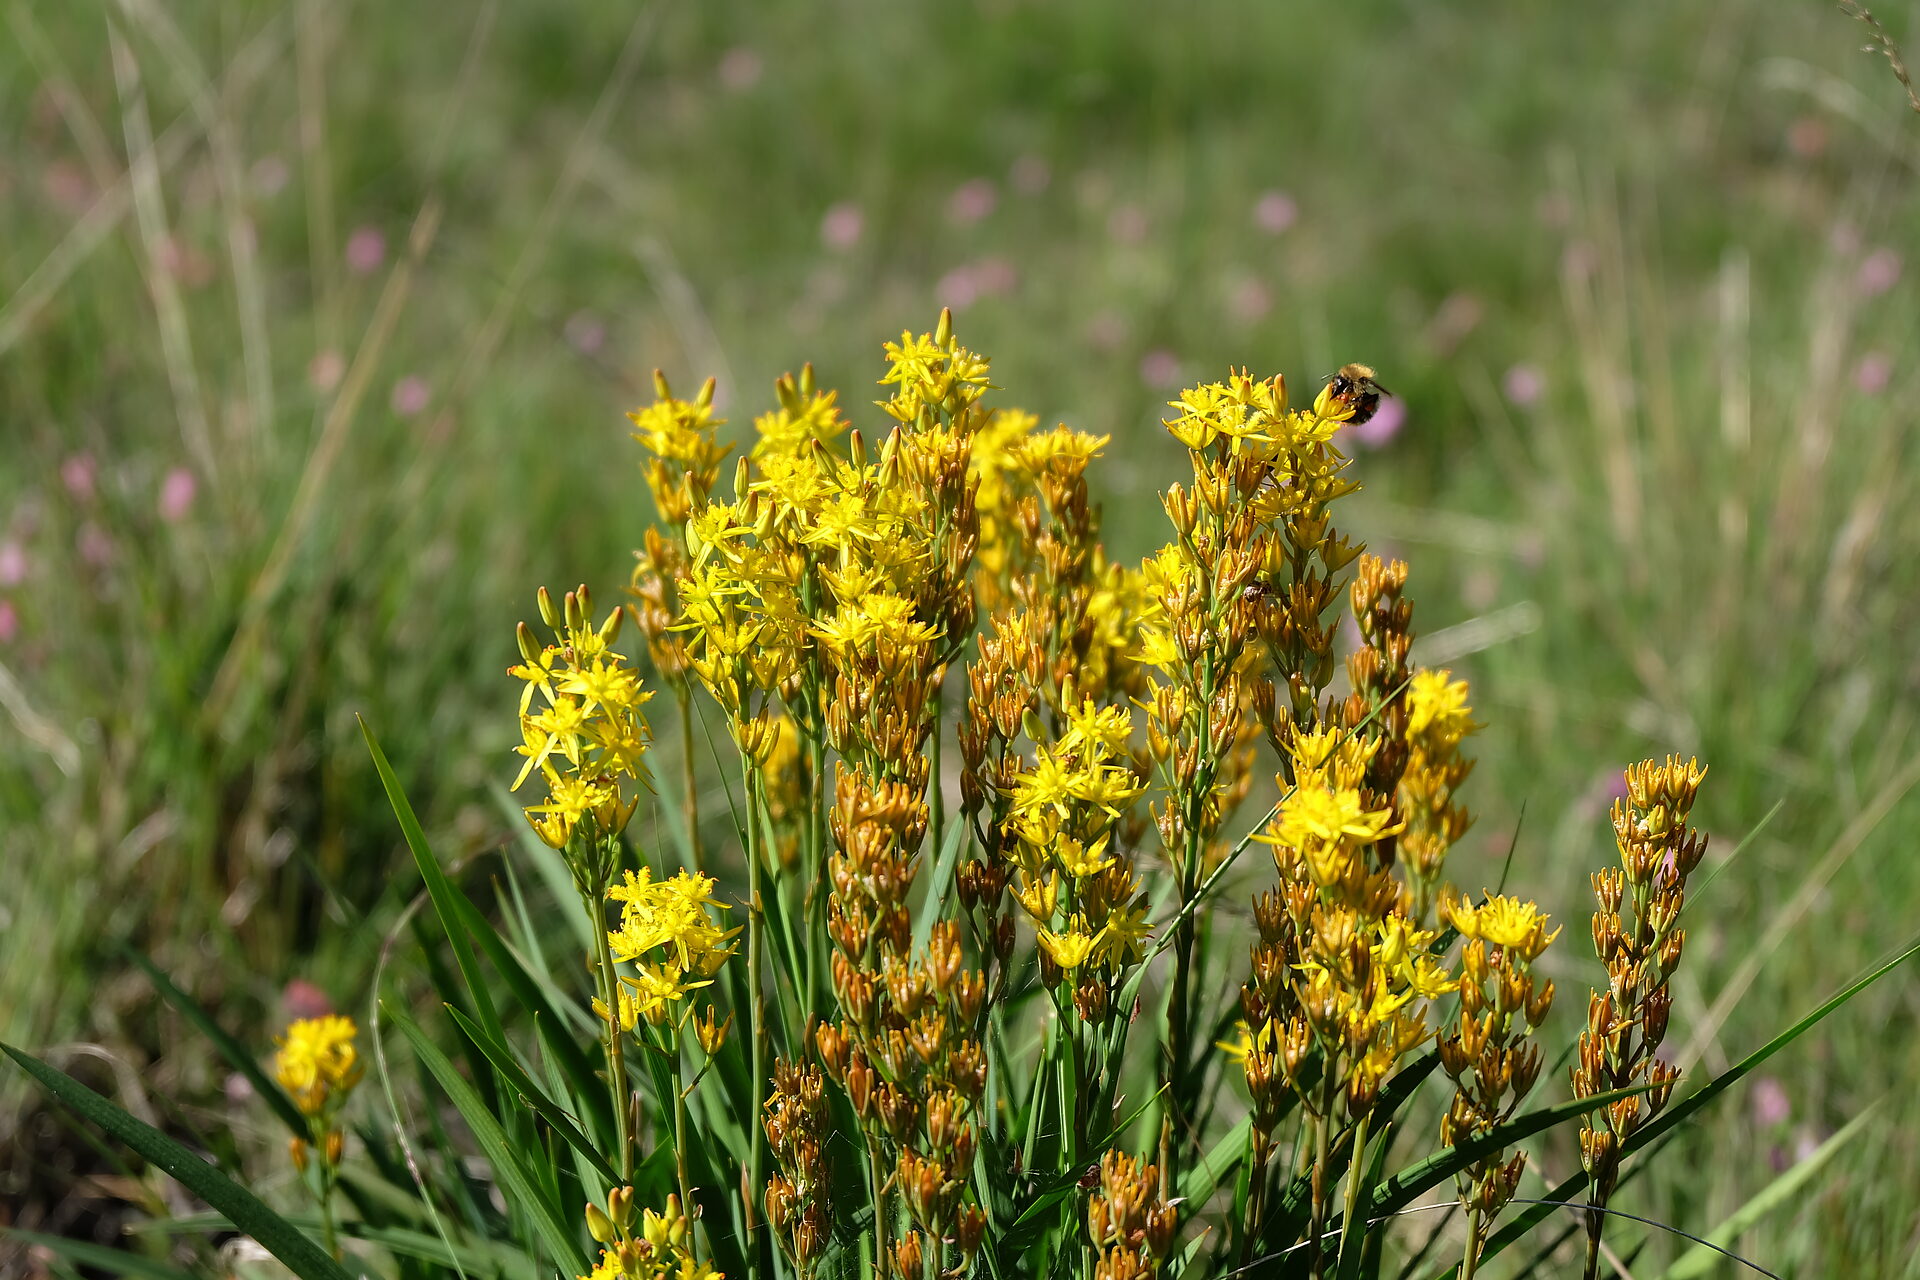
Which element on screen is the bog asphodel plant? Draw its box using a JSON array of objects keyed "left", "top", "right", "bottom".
[
  {"left": 482, "top": 313, "right": 1726, "bottom": 1280},
  {"left": 487, "top": 315, "right": 1729, "bottom": 1280},
  {"left": 27, "top": 312, "right": 1835, "bottom": 1280}
]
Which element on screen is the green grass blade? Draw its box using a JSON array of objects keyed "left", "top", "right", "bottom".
[
  {"left": 0, "top": 1044, "right": 353, "bottom": 1280},
  {"left": 444, "top": 1003, "right": 620, "bottom": 1187},
  {"left": 446, "top": 887, "right": 611, "bottom": 1140},
  {"left": 387, "top": 1004, "right": 588, "bottom": 1271},
  {"left": 1441, "top": 934, "right": 1920, "bottom": 1276},
  {"left": 0, "top": 1228, "right": 197, "bottom": 1280},
  {"left": 1659, "top": 1100, "right": 1879, "bottom": 1279},
  {"left": 491, "top": 780, "right": 595, "bottom": 955},
  {"left": 1367, "top": 1083, "right": 1652, "bottom": 1219},
  {"left": 360, "top": 716, "right": 505, "bottom": 1041},
  {"left": 1177, "top": 1115, "right": 1253, "bottom": 1208},
  {"left": 912, "top": 817, "right": 969, "bottom": 954},
  {"left": 121, "top": 946, "right": 308, "bottom": 1138}
]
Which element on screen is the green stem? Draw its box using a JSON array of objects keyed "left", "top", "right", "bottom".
[
  {"left": 865, "top": 1129, "right": 892, "bottom": 1278},
  {"left": 588, "top": 883, "right": 633, "bottom": 1181},
  {"left": 1582, "top": 1205, "right": 1605, "bottom": 1280},
  {"left": 316, "top": 1147, "right": 340, "bottom": 1259},
  {"left": 1462, "top": 1206, "right": 1483, "bottom": 1280},
  {"left": 1307, "top": 1068, "right": 1337, "bottom": 1280},
  {"left": 1335, "top": 1113, "right": 1371, "bottom": 1275},
  {"left": 927, "top": 687, "right": 945, "bottom": 849},
  {"left": 669, "top": 1025, "right": 697, "bottom": 1230},
  {"left": 678, "top": 688, "right": 702, "bottom": 874},
  {"left": 743, "top": 762, "right": 769, "bottom": 1273}
]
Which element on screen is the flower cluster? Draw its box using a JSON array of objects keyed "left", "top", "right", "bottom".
[
  {"left": 275, "top": 1013, "right": 362, "bottom": 1119},
  {"left": 511, "top": 585, "right": 653, "bottom": 868},
  {"left": 493, "top": 320, "right": 1720, "bottom": 1280},
  {"left": 274, "top": 1013, "right": 361, "bottom": 1251},
  {"left": 763, "top": 1059, "right": 830, "bottom": 1273},
  {"left": 1086, "top": 1150, "right": 1177, "bottom": 1280},
  {"left": 603, "top": 868, "right": 738, "bottom": 1030},
  {"left": 1143, "top": 371, "right": 1367, "bottom": 1173},
  {"left": 1439, "top": 891, "right": 1558, "bottom": 1266},
  {"left": 581, "top": 1189, "right": 721, "bottom": 1280},
  {"left": 1574, "top": 756, "right": 1709, "bottom": 1263}
]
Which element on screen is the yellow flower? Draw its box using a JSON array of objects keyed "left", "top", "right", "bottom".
[
  {"left": 621, "top": 963, "right": 714, "bottom": 1026},
  {"left": 1039, "top": 928, "right": 1100, "bottom": 972},
  {"left": 1406, "top": 669, "right": 1477, "bottom": 747},
  {"left": 1099, "top": 903, "right": 1154, "bottom": 966},
  {"left": 1445, "top": 892, "right": 1559, "bottom": 962},
  {"left": 275, "top": 1015, "right": 362, "bottom": 1117},
  {"left": 607, "top": 868, "right": 740, "bottom": 978}
]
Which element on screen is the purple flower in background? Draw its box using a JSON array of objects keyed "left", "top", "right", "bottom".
[
  {"left": 820, "top": 202, "right": 864, "bottom": 251},
  {"left": 1854, "top": 350, "right": 1892, "bottom": 395},
  {"left": 935, "top": 258, "right": 1018, "bottom": 312},
  {"left": 0, "top": 599, "right": 16, "bottom": 644},
  {"left": 1108, "top": 204, "right": 1149, "bottom": 245},
  {"left": 251, "top": 155, "right": 290, "bottom": 196},
  {"left": 158, "top": 467, "right": 197, "bottom": 523},
  {"left": 1085, "top": 311, "right": 1128, "bottom": 353},
  {"left": 391, "top": 375, "right": 431, "bottom": 418},
  {"left": 1348, "top": 395, "right": 1405, "bottom": 448},
  {"left": 42, "top": 160, "right": 93, "bottom": 213},
  {"left": 1857, "top": 248, "right": 1902, "bottom": 297},
  {"left": 155, "top": 235, "right": 215, "bottom": 288},
  {"left": 718, "top": 47, "right": 764, "bottom": 92},
  {"left": 971, "top": 256, "right": 1018, "bottom": 297},
  {"left": 1751, "top": 1077, "right": 1791, "bottom": 1128},
  {"left": 1561, "top": 240, "right": 1598, "bottom": 282},
  {"left": 346, "top": 226, "right": 386, "bottom": 276},
  {"left": 282, "top": 978, "right": 335, "bottom": 1021},
  {"left": 1138, "top": 349, "right": 1182, "bottom": 389},
  {"left": 1252, "top": 190, "right": 1297, "bottom": 235},
  {"left": 947, "top": 179, "right": 998, "bottom": 226},
  {"left": 564, "top": 310, "right": 606, "bottom": 356},
  {"left": 1010, "top": 154, "right": 1051, "bottom": 195},
  {"left": 935, "top": 266, "right": 980, "bottom": 310},
  {"left": 0, "top": 540, "right": 27, "bottom": 587},
  {"left": 1503, "top": 363, "right": 1546, "bottom": 407},
  {"left": 77, "top": 523, "right": 113, "bottom": 567},
  {"left": 61, "top": 453, "right": 97, "bottom": 502},
  {"left": 1787, "top": 116, "right": 1829, "bottom": 159},
  {"left": 309, "top": 349, "right": 346, "bottom": 392},
  {"left": 1229, "top": 277, "right": 1272, "bottom": 323}
]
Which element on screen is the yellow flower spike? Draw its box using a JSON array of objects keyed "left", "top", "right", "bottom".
[{"left": 275, "top": 1015, "right": 362, "bottom": 1117}]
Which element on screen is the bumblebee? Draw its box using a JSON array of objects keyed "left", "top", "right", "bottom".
[{"left": 1326, "top": 363, "right": 1389, "bottom": 426}]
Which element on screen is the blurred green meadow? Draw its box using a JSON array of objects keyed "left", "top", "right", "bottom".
[{"left": 3, "top": 0, "right": 1919, "bottom": 1274}]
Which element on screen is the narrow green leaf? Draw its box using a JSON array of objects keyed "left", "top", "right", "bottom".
[
  {"left": 1368, "top": 1082, "right": 1652, "bottom": 1219},
  {"left": 444, "top": 1004, "right": 620, "bottom": 1187},
  {"left": 360, "top": 716, "right": 505, "bottom": 1042},
  {"left": 446, "top": 887, "right": 612, "bottom": 1141},
  {"left": 122, "top": 947, "right": 308, "bottom": 1138},
  {"left": 1, "top": 1228, "right": 196, "bottom": 1280},
  {"left": 1, "top": 1044, "right": 353, "bottom": 1280},
  {"left": 912, "top": 818, "right": 969, "bottom": 954},
  {"left": 491, "top": 780, "right": 595, "bottom": 955},
  {"left": 1661, "top": 1101, "right": 1879, "bottom": 1279},
  {"left": 1177, "top": 1115, "right": 1253, "bottom": 1208},
  {"left": 387, "top": 1005, "right": 588, "bottom": 1271}
]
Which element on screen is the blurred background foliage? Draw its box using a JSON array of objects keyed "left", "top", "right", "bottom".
[{"left": 2, "top": 0, "right": 1918, "bottom": 1274}]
